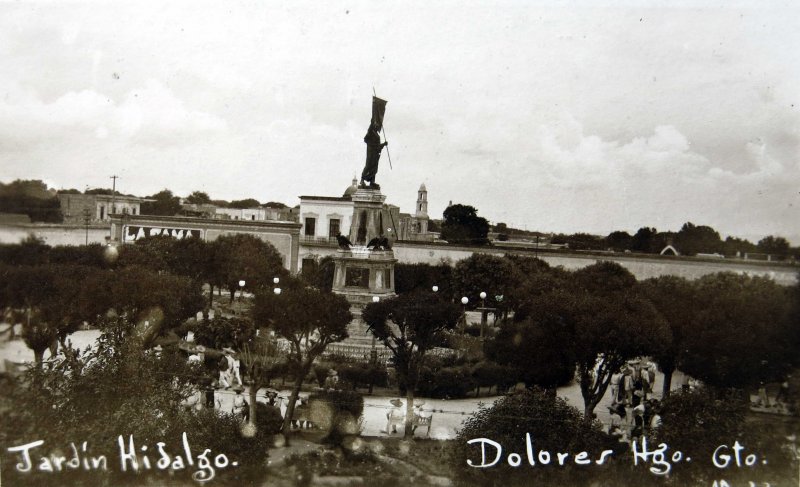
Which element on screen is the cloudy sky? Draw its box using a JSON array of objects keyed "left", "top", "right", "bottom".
[{"left": 1, "top": 1, "right": 798, "bottom": 243}]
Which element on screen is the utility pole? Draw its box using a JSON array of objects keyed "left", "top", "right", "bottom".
[
  {"left": 109, "top": 175, "right": 119, "bottom": 240},
  {"left": 82, "top": 208, "right": 91, "bottom": 245}
]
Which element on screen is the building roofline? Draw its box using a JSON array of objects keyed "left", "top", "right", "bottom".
[
  {"left": 110, "top": 214, "right": 301, "bottom": 229},
  {"left": 299, "top": 196, "right": 353, "bottom": 202}
]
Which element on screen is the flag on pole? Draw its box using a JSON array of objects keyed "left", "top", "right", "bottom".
[{"left": 371, "top": 96, "right": 387, "bottom": 131}]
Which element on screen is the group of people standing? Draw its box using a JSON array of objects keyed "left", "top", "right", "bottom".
[{"left": 606, "top": 360, "right": 663, "bottom": 444}]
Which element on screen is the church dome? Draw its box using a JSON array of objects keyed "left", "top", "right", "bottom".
[
  {"left": 343, "top": 177, "right": 358, "bottom": 197},
  {"left": 419, "top": 183, "right": 427, "bottom": 191}
]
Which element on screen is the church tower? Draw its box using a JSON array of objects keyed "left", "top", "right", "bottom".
[
  {"left": 414, "top": 183, "right": 429, "bottom": 234},
  {"left": 416, "top": 183, "right": 428, "bottom": 218}
]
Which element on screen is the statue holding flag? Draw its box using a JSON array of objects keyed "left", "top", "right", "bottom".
[{"left": 361, "top": 96, "right": 388, "bottom": 188}]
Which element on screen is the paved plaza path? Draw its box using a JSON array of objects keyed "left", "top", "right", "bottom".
[{"left": 2, "top": 330, "right": 690, "bottom": 440}]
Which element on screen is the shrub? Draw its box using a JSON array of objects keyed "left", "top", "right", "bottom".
[
  {"left": 2, "top": 330, "right": 272, "bottom": 486},
  {"left": 450, "top": 388, "right": 613, "bottom": 486},
  {"left": 338, "top": 363, "right": 389, "bottom": 392},
  {"left": 193, "top": 316, "right": 255, "bottom": 350},
  {"left": 654, "top": 388, "right": 795, "bottom": 484}
]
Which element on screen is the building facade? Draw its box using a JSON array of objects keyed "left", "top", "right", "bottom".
[
  {"left": 58, "top": 193, "right": 147, "bottom": 224},
  {"left": 110, "top": 214, "right": 301, "bottom": 273}
]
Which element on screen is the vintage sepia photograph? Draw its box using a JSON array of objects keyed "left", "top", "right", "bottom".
[{"left": 1, "top": 1, "right": 798, "bottom": 485}]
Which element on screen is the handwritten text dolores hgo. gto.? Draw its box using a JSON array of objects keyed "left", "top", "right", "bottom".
[
  {"left": 6, "top": 432, "right": 236, "bottom": 483},
  {"left": 466, "top": 435, "right": 767, "bottom": 477}
]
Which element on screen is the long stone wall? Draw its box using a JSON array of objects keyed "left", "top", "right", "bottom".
[
  {"left": 393, "top": 242, "right": 799, "bottom": 286},
  {"left": 0, "top": 224, "right": 109, "bottom": 246},
  {"left": 3, "top": 223, "right": 797, "bottom": 286}
]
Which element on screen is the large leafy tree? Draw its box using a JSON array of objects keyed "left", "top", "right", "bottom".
[
  {"left": 605, "top": 230, "right": 633, "bottom": 251},
  {"left": 757, "top": 235, "right": 791, "bottom": 259},
  {"left": 362, "top": 291, "right": 462, "bottom": 437},
  {"left": 252, "top": 286, "right": 351, "bottom": 437},
  {"left": 485, "top": 314, "right": 575, "bottom": 392},
  {"left": 0, "top": 235, "right": 51, "bottom": 266},
  {"left": 211, "top": 234, "right": 286, "bottom": 303},
  {"left": 681, "top": 272, "right": 794, "bottom": 389},
  {"left": 229, "top": 198, "right": 261, "bottom": 209},
  {"left": 440, "top": 204, "right": 490, "bottom": 245},
  {"left": 140, "top": 189, "right": 182, "bottom": 216},
  {"left": 452, "top": 254, "right": 514, "bottom": 314},
  {"left": 394, "top": 262, "right": 454, "bottom": 297},
  {"left": 502, "top": 255, "right": 561, "bottom": 320},
  {"left": 675, "top": 222, "right": 723, "bottom": 255},
  {"left": 0, "top": 179, "right": 62, "bottom": 223},
  {"left": 193, "top": 316, "right": 256, "bottom": 350},
  {"left": 0, "top": 264, "right": 100, "bottom": 366},
  {"left": 569, "top": 262, "right": 671, "bottom": 419},
  {"left": 630, "top": 226, "right": 659, "bottom": 253},
  {"left": 85, "top": 266, "right": 205, "bottom": 348},
  {"left": 640, "top": 275, "right": 697, "bottom": 397},
  {"left": 239, "top": 337, "right": 285, "bottom": 432},
  {"left": 185, "top": 190, "right": 212, "bottom": 205}
]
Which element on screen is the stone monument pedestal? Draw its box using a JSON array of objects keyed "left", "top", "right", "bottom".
[
  {"left": 327, "top": 187, "right": 397, "bottom": 357},
  {"left": 331, "top": 246, "right": 396, "bottom": 347}
]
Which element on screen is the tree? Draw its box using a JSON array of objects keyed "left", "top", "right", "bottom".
[
  {"left": 252, "top": 286, "right": 351, "bottom": 437},
  {"left": 630, "top": 227, "right": 658, "bottom": 253},
  {"left": 640, "top": 275, "right": 697, "bottom": 397},
  {"left": 4, "top": 329, "right": 274, "bottom": 485},
  {"left": 185, "top": 190, "right": 212, "bottom": 205},
  {"left": 140, "top": 189, "right": 182, "bottom": 216},
  {"left": 229, "top": 198, "right": 261, "bottom": 209},
  {"left": 452, "top": 254, "right": 514, "bottom": 313},
  {"left": 93, "top": 266, "right": 205, "bottom": 348},
  {"left": 0, "top": 179, "right": 63, "bottom": 223},
  {"left": 394, "top": 262, "right": 454, "bottom": 297},
  {"left": 569, "top": 262, "right": 671, "bottom": 419},
  {"left": 485, "top": 315, "right": 575, "bottom": 392},
  {"left": 675, "top": 222, "right": 723, "bottom": 255},
  {"left": 239, "top": 337, "right": 285, "bottom": 434},
  {"left": 722, "top": 235, "right": 757, "bottom": 257},
  {"left": 0, "top": 264, "right": 100, "bottom": 367},
  {"left": 362, "top": 291, "right": 462, "bottom": 437},
  {"left": 503, "top": 255, "right": 560, "bottom": 319},
  {"left": 561, "top": 233, "right": 605, "bottom": 250},
  {"left": 264, "top": 201, "right": 287, "bottom": 209},
  {"left": 440, "top": 204, "right": 490, "bottom": 245},
  {"left": 0, "top": 235, "right": 51, "bottom": 266},
  {"left": 193, "top": 316, "right": 256, "bottom": 350},
  {"left": 757, "top": 235, "right": 790, "bottom": 259},
  {"left": 605, "top": 230, "right": 632, "bottom": 251},
  {"left": 650, "top": 389, "right": 793, "bottom": 484},
  {"left": 681, "top": 272, "right": 794, "bottom": 389},
  {"left": 211, "top": 234, "right": 286, "bottom": 303}
]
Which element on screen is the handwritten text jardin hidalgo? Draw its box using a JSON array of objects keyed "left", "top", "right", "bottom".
[{"left": 7, "top": 433, "right": 235, "bottom": 483}]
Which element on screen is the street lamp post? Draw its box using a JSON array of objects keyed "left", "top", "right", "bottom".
[
  {"left": 479, "top": 291, "right": 487, "bottom": 338},
  {"left": 238, "top": 280, "right": 246, "bottom": 301},
  {"left": 461, "top": 296, "right": 468, "bottom": 333}
]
